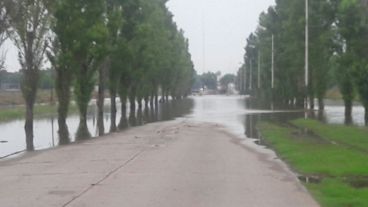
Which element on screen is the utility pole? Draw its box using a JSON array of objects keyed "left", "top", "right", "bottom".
[
  {"left": 258, "top": 51, "right": 261, "bottom": 89},
  {"left": 201, "top": 4, "right": 206, "bottom": 74},
  {"left": 305, "top": 0, "right": 309, "bottom": 108},
  {"left": 242, "top": 66, "right": 246, "bottom": 94},
  {"left": 271, "top": 34, "right": 275, "bottom": 89},
  {"left": 249, "top": 59, "right": 253, "bottom": 91}
]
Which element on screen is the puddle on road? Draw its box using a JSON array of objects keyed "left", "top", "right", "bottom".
[
  {"left": 348, "top": 177, "right": 368, "bottom": 189},
  {"left": 298, "top": 176, "right": 323, "bottom": 184},
  {"left": 298, "top": 175, "right": 368, "bottom": 189}
]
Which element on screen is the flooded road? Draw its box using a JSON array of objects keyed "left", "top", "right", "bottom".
[
  {"left": 0, "top": 96, "right": 365, "bottom": 159},
  {"left": 189, "top": 96, "right": 365, "bottom": 139}
]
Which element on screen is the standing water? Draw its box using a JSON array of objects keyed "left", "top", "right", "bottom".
[{"left": 0, "top": 96, "right": 365, "bottom": 159}]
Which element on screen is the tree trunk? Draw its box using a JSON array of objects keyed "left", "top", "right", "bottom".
[
  {"left": 150, "top": 91, "right": 154, "bottom": 107},
  {"left": 110, "top": 92, "right": 117, "bottom": 132},
  {"left": 365, "top": 105, "right": 368, "bottom": 126},
  {"left": 97, "top": 67, "right": 105, "bottom": 136},
  {"left": 166, "top": 94, "right": 169, "bottom": 102},
  {"left": 25, "top": 103, "right": 34, "bottom": 151},
  {"left": 137, "top": 97, "right": 143, "bottom": 109},
  {"left": 76, "top": 106, "right": 90, "bottom": 139},
  {"left": 129, "top": 85, "right": 136, "bottom": 113},
  {"left": 21, "top": 69, "right": 39, "bottom": 151},
  {"left": 137, "top": 108, "right": 143, "bottom": 126},
  {"left": 155, "top": 92, "right": 158, "bottom": 106},
  {"left": 318, "top": 97, "right": 324, "bottom": 112},
  {"left": 58, "top": 119, "right": 70, "bottom": 145},
  {"left": 118, "top": 97, "right": 128, "bottom": 130},
  {"left": 309, "top": 95, "right": 315, "bottom": 110},
  {"left": 296, "top": 97, "right": 304, "bottom": 109},
  {"left": 161, "top": 90, "right": 166, "bottom": 103},
  {"left": 129, "top": 109, "right": 136, "bottom": 127},
  {"left": 55, "top": 67, "right": 71, "bottom": 144},
  {"left": 344, "top": 99, "right": 353, "bottom": 123},
  {"left": 144, "top": 96, "right": 149, "bottom": 109},
  {"left": 57, "top": 96, "right": 70, "bottom": 145},
  {"left": 129, "top": 94, "right": 136, "bottom": 114}
]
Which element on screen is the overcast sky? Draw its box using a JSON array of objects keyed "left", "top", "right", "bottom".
[
  {"left": 167, "top": 0, "right": 275, "bottom": 75},
  {"left": 3, "top": 0, "right": 275, "bottom": 74}
]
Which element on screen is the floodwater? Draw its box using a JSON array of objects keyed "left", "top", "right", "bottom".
[
  {"left": 0, "top": 99, "right": 194, "bottom": 158},
  {"left": 189, "top": 96, "right": 365, "bottom": 139},
  {"left": 0, "top": 96, "right": 365, "bottom": 159}
]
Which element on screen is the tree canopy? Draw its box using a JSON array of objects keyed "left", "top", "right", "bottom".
[{"left": 237, "top": 0, "right": 368, "bottom": 123}]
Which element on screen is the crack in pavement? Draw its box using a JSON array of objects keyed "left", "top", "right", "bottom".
[{"left": 62, "top": 149, "right": 146, "bottom": 207}]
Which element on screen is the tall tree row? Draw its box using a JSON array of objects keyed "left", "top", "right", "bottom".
[
  {"left": 2, "top": 0, "right": 194, "bottom": 148},
  {"left": 237, "top": 0, "right": 368, "bottom": 124},
  {"left": 0, "top": 1, "right": 9, "bottom": 71}
]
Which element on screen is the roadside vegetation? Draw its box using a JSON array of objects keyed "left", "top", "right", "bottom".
[
  {"left": 0, "top": 0, "right": 195, "bottom": 149},
  {"left": 237, "top": 0, "right": 368, "bottom": 125},
  {"left": 0, "top": 104, "right": 78, "bottom": 123},
  {"left": 259, "top": 119, "right": 368, "bottom": 207}
]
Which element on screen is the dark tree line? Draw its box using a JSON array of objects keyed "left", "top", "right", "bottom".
[
  {"left": 237, "top": 0, "right": 368, "bottom": 124},
  {"left": 1, "top": 0, "right": 195, "bottom": 149}
]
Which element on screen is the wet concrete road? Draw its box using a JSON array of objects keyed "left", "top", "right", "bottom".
[{"left": 0, "top": 120, "right": 318, "bottom": 207}]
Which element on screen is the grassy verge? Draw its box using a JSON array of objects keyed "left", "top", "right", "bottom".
[
  {"left": 0, "top": 104, "right": 78, "bottom": 122},
  {"left": 0, "top": 90, "right": 55, "bottom": 106},
  {"left": 259, "top": 119, "right": 368, "bottom": 207}
]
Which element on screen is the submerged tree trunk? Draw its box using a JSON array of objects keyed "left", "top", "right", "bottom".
[
  {"left": 22, "top": 69, "right": 39, "bottom": 151},
  {"left": 129, "top": 108, "right": 137, "bottom": 127},
  {"left": 118, "top": 95, "right": 128, "bottom": 130},
  {"left": 161, "top": 90, "right": 166, "bottom": 103},
  {"left": 165, "top": 94, "right": 169, "bottom": 102},
  {"left": 75, "top": 63, "right": 95, "bottom": 139},
  {"left": 309, "top": 95, "right": 315, "bottom": 110},
  {"left": 296, "top": 96, "right": 304, "bottom": 109},
  {"left": 344, "top": 99, "right": 353, "bottom": 125},
  {"left": 144, "top": 96, "right": 149, "bottom": 108},
  {"left": 318, "top": 97, "right": 324, "bottom": 112},
  {"left": 137, "top": 96, "right": 143, "bottom": 109},
  {"left": 97, "top": 66, "right": 106, "bottom": 136},
  {"left": 137, "top": 107, "right": 143, "bottom": 126},
  {"left": 150, "top": 91, "right": 155, "bottom": 107},
  {"left": 110, "top": 91, "right": 117, "bottom": 132},
  {"left": 118, "top": 82, "right": 128, "bottom": 130},
  {"left": 129, "top": 86, "right": 136, "bottom": 113},
  {"left": 76, "top": 106, "right": 90, "bottom": 139},
  {"left": 55, "top": 67, "right": 72, "bottom": 143},
  {"left": 25, "top": 103, "right": 34, "bottom": 151},
  {"left": 365, "top": 105, "right": 368, "bottom": 126},
  {"left": 58, "top": 120, "right": 70, "bottom": 145},
  {"left": 155, "top": 92, "right": 158, "bottom": 106}
]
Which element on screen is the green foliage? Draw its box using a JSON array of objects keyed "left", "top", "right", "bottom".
[
  {"left": 3, "top": 0, "right": 195, "bottom": 139},
  {"left": 259, "top": 119, "right": 368, "bottom": 207},
  {"left": 200, "top": 72, "right": 218, "bottom": 90},
  {"left": 237, "top": 0, "right": 368, "bottom": 112},
  {"left": 219, "top": 74, "right": 236, "bottom": 92},
  {"left": 308, "top": 178, "right": 368, "bottom": 207}
]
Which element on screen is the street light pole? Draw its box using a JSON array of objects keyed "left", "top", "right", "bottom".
[
  {"left": 271, "top": 34, "right": 275, "bottom": 89},
  {"left": 249, "top": 59, "right": 253, "bottom": 91},
  {"left": 243, "top": 65, "right": 246, "bottom": 94},
  {"left": 258, "top": 51, "right": 261, "bottom": 89},
  {"left": 305, "top": 0, "right": 309, "bottom": 108}
]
